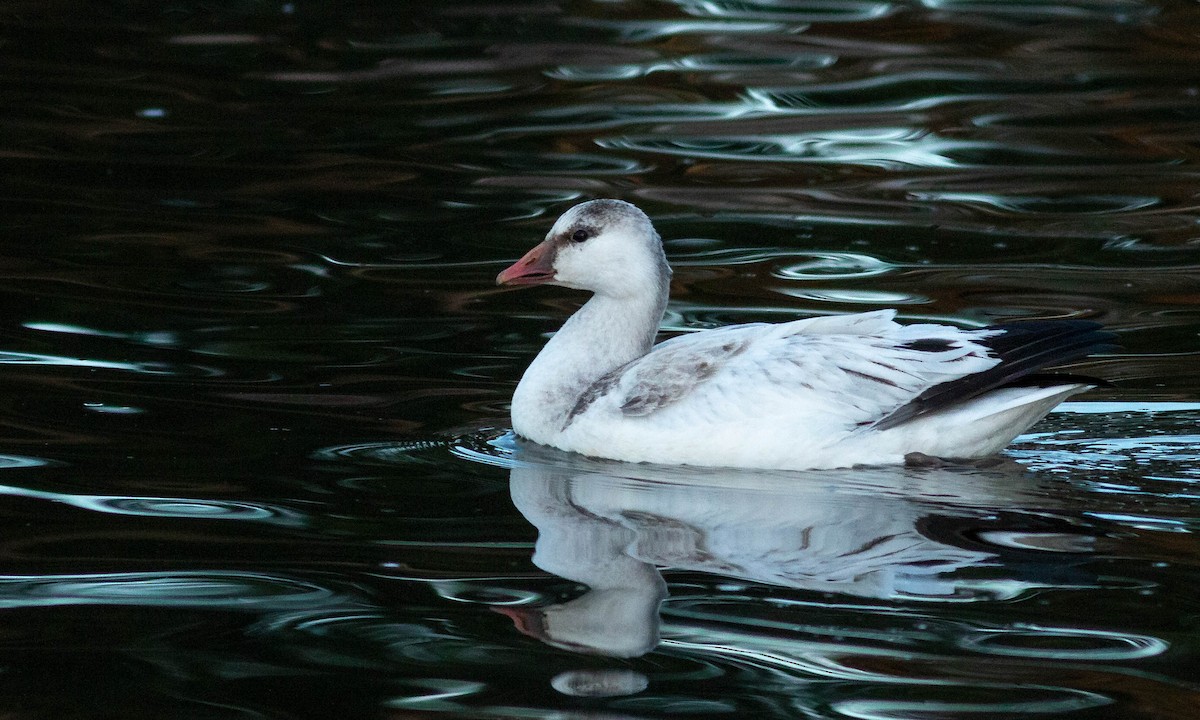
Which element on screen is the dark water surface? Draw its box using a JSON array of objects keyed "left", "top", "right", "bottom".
[{"left": 2, "top": 0, "right": 1200, "bottom": 717}]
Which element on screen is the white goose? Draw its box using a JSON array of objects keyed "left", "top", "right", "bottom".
[{"left": 497, "top": 199, "right": 1112, "bottom": 470}]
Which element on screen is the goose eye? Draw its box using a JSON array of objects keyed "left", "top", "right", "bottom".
[{"left": 571, "top": 228, "right": 590, "bottom": 243}]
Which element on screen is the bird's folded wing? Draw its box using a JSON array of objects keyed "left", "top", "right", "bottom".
[{"left": 574, "top": 311, "right": 1003, "bottom": 428}]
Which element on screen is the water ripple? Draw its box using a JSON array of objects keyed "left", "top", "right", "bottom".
[
  {"left": 0, "top": 484, "right": 305, "bottom": 525},
  {"left": 773, "top": 252, "right": 896, "bottom": 279},
  {"left": 0, "top": 350, "right": 175, "bottom": 374},
  {"left": 779, "top": 288, "right": 929, "bottom": 305},
  {"left": 832, "top": 690, "right": 1113, "bottom": 720},
  {"left": 1014, "top": 404, "right": 1200, "bottom": 483},
  {"left": 564, "top": 18, "right": 790, "bottom": 42},
  {"left": 386, "top": 679, "right": 489, "bottom": 711},
  {"left": 311, "top": 440, "right": 453, "bottom": 466},
  {"left": 254, "top": 610, "right": 519, "bottom": 666},
  {"left": 0, "top": 455, "right": 62, "bottom": 470},
  {"left": 599, "top": 129, "right": 957, "bottom": 168},
  {"left": 548, "top": 53, "right": 836, "bottom": 82},
  {"left": 0, "top": 572, "right": 340, "bottom": 609},
  {"left": 670, "top": 0, "right": 898, "bottom": 22},
  {"left": 920, "top": 0, "right": 1155, "bottom": 21},
  {"left": 313, "top": 429, "right": 516, "bottom": 470},
  {"left": 960, "top": 625, "right": 1168, "bottom": 661},
  {"left": 601, "top": 128, "right": 1158, "bottom": 169}
]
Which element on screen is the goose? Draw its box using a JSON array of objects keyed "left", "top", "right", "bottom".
[{"left": 496, "top": 199, "right": 1113, "bottom": 470}]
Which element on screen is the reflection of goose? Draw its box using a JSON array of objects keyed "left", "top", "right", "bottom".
[
  {"left": 500, "top": 445, "right": 1064, "bottom": 657},
  {"left": 497, "top": 199, "right": 1113, "bottom": 469}
]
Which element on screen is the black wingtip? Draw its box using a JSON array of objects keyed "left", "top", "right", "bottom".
[{"left": 874, "top": 319, "right": 1117, "bottom": 431}]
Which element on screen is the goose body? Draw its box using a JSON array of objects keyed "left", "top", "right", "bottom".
[{"left": 497, "top": 199, "right": 1112, "bottom": 470}]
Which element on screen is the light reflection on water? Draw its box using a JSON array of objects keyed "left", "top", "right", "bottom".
[
  {"left": 2, "top": 0, "right": 1199, "bottom": 717},
  {"left": 0, "top": 483, "right": 307, "bottom": 525},
  {"left": 0, "top": 571, "right": 342, "bottom": 609}
]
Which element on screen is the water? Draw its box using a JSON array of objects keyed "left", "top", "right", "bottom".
[{"left": 2, "top": 0, "right": 1199, "bottom": 717}]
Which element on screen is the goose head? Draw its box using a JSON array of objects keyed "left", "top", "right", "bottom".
[{"left": 497, "top": 199, "right": 670, "bottom": 299}]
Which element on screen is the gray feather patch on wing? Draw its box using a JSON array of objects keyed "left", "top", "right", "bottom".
[
  {"left": 561, "top": 337, "right": 749, "bottom": 429},
  {"left": 618, "top": 338, "right": 748, "bottom": 416},
  {"left": 562, "top": 367, "right": 625, "bottom": 429}
]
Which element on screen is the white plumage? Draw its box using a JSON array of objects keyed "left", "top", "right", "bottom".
[{"left": 497, "top": 199, "right": 1111, "bottom": 470}]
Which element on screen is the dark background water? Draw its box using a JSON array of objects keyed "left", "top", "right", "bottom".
[{"left": 2, "top": 1, "right": 1199, "bottom": 718}]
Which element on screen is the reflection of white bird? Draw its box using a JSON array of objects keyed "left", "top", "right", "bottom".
[
  {"left": 497, "top": 199, "right": 1113, "bottom": 469},
  {"left": 499, "top": 449, "right": 1048, "bottom": 657}
]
